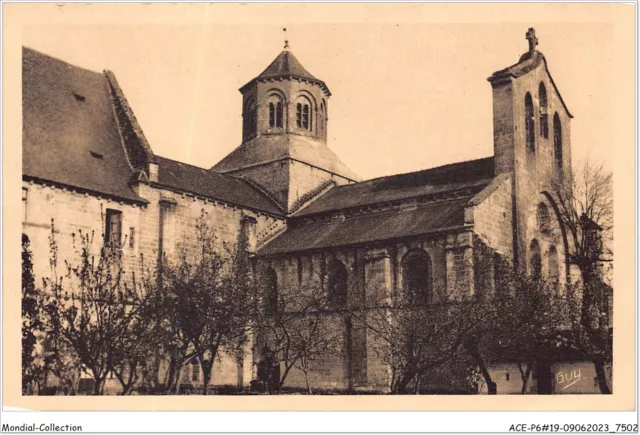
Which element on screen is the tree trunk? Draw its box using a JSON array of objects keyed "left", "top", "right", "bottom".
[
  {"left": 593, "top": 356, "right": 611, "bottom": 394},
  {"left": 580, "top": 267, "right": 612, "bottom": 395},
  {"left": 302, "top": 369, "right": 312, "bottom": 395},
  {"left": 579, "top": 266, "right": 601, "bottom": 329},
  {"left": 392, "top": 372, "right": 415, "bottom": 394},
  {"left": 202, "top": 363, "right": 212, "bottom": 396},
  {"left": 279, "top": 362, "right": 295, "bottom": 390},
  {"left": 466, "top": 341, "right": 496, "bottom": 394},
  {"left": 517, "top": 362, "right": 532, "bottom": 395},
  {"left": 164, "top": 356, "right": 177, "bottom": 394},
  {"left": 92, "top": 372, "right": 105, "bottom": 395}
]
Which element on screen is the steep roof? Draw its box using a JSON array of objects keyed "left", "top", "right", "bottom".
[
  {"left": 294, "top": 157, "right": 495, "bottom": 217},
  {"left": 488, "top": 50, "right": 573, "bottom": 118},
  {"left": 259, "top": 198, "right": 470, "bottom": 256},
  {"left": 22, "top": 47, "right": 145, "bottom": 203},
  {"left": 258, "top": 50, "right": 318, "bottom": 81},
  {"left": 155, "top": 156, "right": 283, "bottom": 215},
  {"left": 240, "top": 49, "right": 331, "bottom": 96}
]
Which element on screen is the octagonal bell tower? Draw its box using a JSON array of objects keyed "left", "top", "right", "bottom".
[{"left": 212, "top": 42, "right": 358, "bottom": 214}]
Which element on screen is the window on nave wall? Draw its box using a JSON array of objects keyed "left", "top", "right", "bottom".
[
  {"left": 402, "top": 249, "right": 432, "bottom": 305},
  {"left": 327, "top": 259, "right": 348, "bottom": 307},
  {"left": 105, "top": 209, "right": 122, "bottom": 248}
]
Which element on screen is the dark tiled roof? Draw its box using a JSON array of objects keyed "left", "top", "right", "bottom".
[
  {"left": 154, "top": 156, "right": 284, "bottom": 215},
  {"left": 294, "top": 157, "right": 495, "bottom": 217},
  {"left": 259, "top": 198, "right": 470, "bottom": 256},
  {"left": 22, "top": 47, "right": 145, "bottom": 203},
  {"left": 488, "top": 50, "right": 573, "bottom": 118},
  {"left": 240, "top": 50, "right": 331, "bottom": 95},
  {"left": 258, "top": 50, "right": 318, "bottom": 81}
]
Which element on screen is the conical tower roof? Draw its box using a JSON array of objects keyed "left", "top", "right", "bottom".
[
  {"left": 239, "top": 48, "right": 331, "bottom": 96},
  {"left": 258, "top": 49, "right": 318, "bottom": 81}
]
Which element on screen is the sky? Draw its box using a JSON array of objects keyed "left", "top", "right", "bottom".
[{"left": 19, "top": 3, "right": 630, "bottom": 181}]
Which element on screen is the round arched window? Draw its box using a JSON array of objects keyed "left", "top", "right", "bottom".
[
  {"left": 295, "top": 96, "right": 313, "bottom": 131},
  {"left": 402, "top": 249, "right": 432, "bottom": 304}
]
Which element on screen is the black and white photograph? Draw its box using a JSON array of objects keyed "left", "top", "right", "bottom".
[{"left": 2, "top": 2, "right": 636, "bottom": 430}]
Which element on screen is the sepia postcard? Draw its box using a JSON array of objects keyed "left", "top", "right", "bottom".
[{"left": 2, "top": 1, "right": 636, "bottom": 417}]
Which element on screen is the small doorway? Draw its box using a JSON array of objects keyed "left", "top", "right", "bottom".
[{"left": 537, "top": 363, "right": 553, "bottom": 394}]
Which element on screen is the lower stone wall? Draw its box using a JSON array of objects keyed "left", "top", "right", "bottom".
[
  {"left": 45, "top": 346, "right": 244, "bottom": 395},
  {"left": 479, "top": 361, "right": 613, "bottom": 394}
]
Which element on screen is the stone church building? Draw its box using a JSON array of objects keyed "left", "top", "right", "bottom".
[{"left": 23, "top": 28, "right": 601, "bottom": 394}]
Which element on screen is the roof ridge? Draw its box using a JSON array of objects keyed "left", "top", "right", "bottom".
[
  {"left": 22, "top": 46, "right": 102, "bottom": 75},
  {"left": 488, "top": 50, "right": 573, "bottom": 118},
  {"left": 336, "top": 156, "right": 495, "bottom": 188},
  {"left": 156, "top": 154, "right": 210, "bottom": 171},
  {"left": 104, "top": 69, "right": 157, "bottom": 170}
]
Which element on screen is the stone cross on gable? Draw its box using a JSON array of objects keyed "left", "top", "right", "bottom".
[{"left": 526, "top": 27, "right": 538, "bottom": 53}]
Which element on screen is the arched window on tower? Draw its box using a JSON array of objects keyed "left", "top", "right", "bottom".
[
  {"left": 529, "top": 239, "right": 542, "bottom": 280},
  {"left": 264, "top": 268, "right": 278, "bottom": 316},
  {"left": 267, "top": 94, "right": 284, "bottom": 129},
  {"left": 539, "top": 83, "right": 548, "bottom": 138},
  {"left": 319, "top": 102, "right": 325, "bottom": 139},
  {"left": 276, "top": 102, "right": 283, "bottom": 127},
  {"left": 243, "top": 98, "right": 257, "bottom": 140},
  {"left": 269, "top": 103, "right": 275, "bottom": 128},
  {"left": 327, "top": 259, "right": 348, "bottom": 307},
  {"left": 537, "top": 203, "right": 552, "bottom": 234},
  {"left": 525, "top": 92, "right": 535, "bottom": 154},
  {"left": 548, "top": 245, "right": 559, "bottom": 295},
  {"left": 296, "top": 97, "right": 313, "bottom": 131},
  {"left": 402, "top": 249, "right": 432, "bottom": 305},
  {"left": 553, "top": 113, "right": 563, "bottom": 175}
]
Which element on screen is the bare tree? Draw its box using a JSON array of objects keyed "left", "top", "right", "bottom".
[
  {"left": 41, "top": 220, "right": 149, "bottom": 395},
  {"left": 486, "top": 274, "right": 579, "bottom": 394},
  {"left": 349, "top": 239, "right": 584, "bottom": 395},
  {"left": 255, "top": 271, "right": 343, "bottom": 394},
  {"left": 551, "top": 160, "right": 613, "bottom": 393},
  {"left": 109, "top": 268, "right": 158, "bottom": 395},
  {"left": 22, "top": 233, "right": 47, "bottom": 394},
  {"left": 352, "top": 295, "right": 489, "bottom": 394},
  {"left": 161, "top": 211, "right": 254, "bottom": 395}
]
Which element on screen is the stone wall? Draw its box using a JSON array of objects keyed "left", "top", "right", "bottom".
[
  {"left": 490, "top": 58, "right": 572, "bottom": 281},
  {"left": 256, "top": 222, "right": 476, "bottom": 391},
  {"left": 467, "top": 173, "right": 514, "bottom": 260},
  {"left": 22, "top": 177, "right": 286, "bottom": 391},
  {"left": 479, "top": 361, "right": 612, "bottom": 395},
  {"left": 22, "top": 180, "right": 144, "bottom": 283}
]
